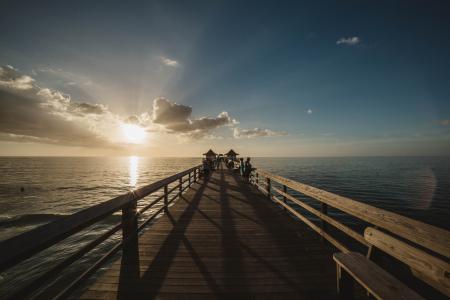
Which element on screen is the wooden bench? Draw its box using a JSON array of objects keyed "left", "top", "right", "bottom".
[
  {"left": 334, "top": 252, "right": 424, "bottom": 300},
  {"left": 333, "top": 227, "right": 450, "bottom": 299}
]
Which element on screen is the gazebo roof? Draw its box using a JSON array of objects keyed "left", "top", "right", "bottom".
[
  {"left": 203, "top": 149, "right": 217, "bottom": 156},
  {"left": 225, "top": 149, "right": 239, "bottom": 156}
]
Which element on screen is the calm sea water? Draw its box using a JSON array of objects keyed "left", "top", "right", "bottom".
[
  {"left": 253, "top": 157, "right": 450, "bottom": 230},
  {"left": 0, "top": 156, "right": 449, "bottom": 297}
]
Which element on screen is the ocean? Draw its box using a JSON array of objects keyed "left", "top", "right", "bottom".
[{"left": 0, "top": 156, "right": 449, "bottom": 297}]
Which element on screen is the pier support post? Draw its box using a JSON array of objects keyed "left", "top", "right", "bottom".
[
  {"left": 122, "top": 200, "right": 138, "bottom": 241},
  {"left": 256, "top": 173, "right": 259, "bottom": 184},
  {"left": 266, "top": 178, "right": 271, "bottom": 199}
]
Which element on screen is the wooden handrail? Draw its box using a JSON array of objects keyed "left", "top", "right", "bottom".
[
  {"left": 254, "top": 168, "right": 450, "bottom": 258},
  {"left": 271, "top": 185, "right": 369, "bottom": 247},
  {"left": 0, "top": 165, "right": 201, "bottom": 272}
]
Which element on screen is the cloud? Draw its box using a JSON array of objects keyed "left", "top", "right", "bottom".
[
  {"left": 439, "top": 119, "right": 450, "bottom": 126},
  {"left": 36, "top": 67, "right": 93, "bottom": 86},
  {"left": 152, "top": 98, "right": 237, "bottom": 137},
  {"left": 307, "top": 109, "right": 312, "bottom": 114},
  {"left": 3, "top": 65, "right": 285, "bottom": 147},
  {"left": 233, "top": 127, "right": 287, "bottom": 139},
  {"left": 0, "top": 65, "right": 35, "bottom": 90},
  {"left": 0, "top": 65, "right": 121, "bottom": 148},
  {"left": 152, "top": 97, "right": 192, "bottom": 125},
  {"left": 161, "top": 56, "right": 179, "bottom": 67},
  {"left": 336, "top": 36, "right": 360, "bottom": 46}
]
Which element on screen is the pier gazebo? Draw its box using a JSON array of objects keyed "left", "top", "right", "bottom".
[
  {"left": 225, "top": 149, "right": 239, "bottom": 161},
  {"left": 202, "top": 149, "right": 217, "bottom": 161}
]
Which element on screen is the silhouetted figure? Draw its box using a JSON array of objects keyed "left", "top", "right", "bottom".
[
  {"left": 244, "top": 157, "right": 254, "bottom": 183},
  {"left": 238, "top": 158, "right": 244, "bottom": 176},
  {"left": 202, "top": 159, "right": 210, "bottom": 177}
]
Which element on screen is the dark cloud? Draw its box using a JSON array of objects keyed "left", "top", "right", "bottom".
[
  {"left": 152, "top": 97, "right": 237, "bottom": 136},
  {"left": 152, "top": 97, "right": 192, "bottom": 125}
]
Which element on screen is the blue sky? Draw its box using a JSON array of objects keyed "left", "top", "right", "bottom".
[{"left": 0, "top": 0, "right": 449, "bottom": 156}]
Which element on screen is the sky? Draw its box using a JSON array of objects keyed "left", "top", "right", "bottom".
[{"left": 1, "top": 0, "right": 450, "bottom": 156}]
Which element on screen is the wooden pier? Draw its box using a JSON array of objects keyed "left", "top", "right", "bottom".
[
  {"left": 0, "top": 158, "right": 449, "bottom": 300},
  {"left": 81, "top": 163, "right": 337, "bottom": 299}
]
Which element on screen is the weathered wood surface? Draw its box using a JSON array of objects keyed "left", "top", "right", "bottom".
[
  {"left": 333, "top": 252, "right": 425, "bottom": 300},
  {"left": 364, "top": 227, "right": 450, "bottom": 297},
  {"left": 80, "top": 164, "right": 342, "bottom": 299},
  {"left": 257, "top": 169, "right": 450, "bottom": 258}
]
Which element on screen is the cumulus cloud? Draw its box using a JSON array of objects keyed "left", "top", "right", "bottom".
[
  {"left": 161, "top": 56, "right": 179, "bottom": 67},
  {"left": 0, "top": 65, "right": 120, "bottom": 148},
  {"left": 0, "top": 65, "right": 35, "bottom": 90},
  {"left": 439, "top": 119, "right": 450, "bottom": 126},
  {"left": 152, "top": 97, "right": 192, "bottom": 125},
  {"left": 1, "top": 65, "right": 285, "bottom": 147},
  {"left": 152, "top": 98, "right": 237, "bottom": 138},
  {"left": 336, "top": 36, "right": 360, "bottom": 46},
  {"left": 233, "top": 127, "right": 287, "bottom": 139}
]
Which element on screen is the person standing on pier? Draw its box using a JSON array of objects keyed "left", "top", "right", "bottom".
[
  {"left": 239, "top": 158, "right": 245, "bottom": 176},
  {"left": 244, "top": 157, "right": 254, "bottom": 183}
]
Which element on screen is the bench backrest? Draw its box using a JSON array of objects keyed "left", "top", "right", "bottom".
[{"left": 364, "top": 227, "right": 450, "bottom": 297}]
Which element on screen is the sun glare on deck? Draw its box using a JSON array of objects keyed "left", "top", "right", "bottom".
[{"left": 121, "top": 123, "right": 146, "bottom": 144}]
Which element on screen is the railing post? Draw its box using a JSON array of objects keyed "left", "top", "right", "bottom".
[
  {"left": 283, "top": 185, "right": 287, "bottom": 210},
  {"left": 266, "top": 177, "right": 271, "bottom": 199},
  {"left": 121, "top": 199, "right": 139, "bottom": 284},
  {"left": 321, "top": 203, "right": 328, "bottom": 242},
  {"left": 189, "top": 171, "right": 192, "bottom": 187},
  {"left": 179, "top": 177, "right": 182, "bottom": 197},
  {"left": 122, "top": 200, "right": 138, "bottom": 241},
  {"left": 256, "top": 172, "right": 259, "bottom": 184}
]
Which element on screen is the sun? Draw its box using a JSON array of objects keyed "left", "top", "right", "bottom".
[{"left": 120, "top": 123, "right": 146, "bottom": 144}]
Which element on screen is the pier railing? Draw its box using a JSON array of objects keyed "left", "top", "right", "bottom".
[
  {"left": 251, "top": 168, "right": 450, "bottom": 297},
  {"left": 0, "top": 164, "right": 202, "bottom": 299}
]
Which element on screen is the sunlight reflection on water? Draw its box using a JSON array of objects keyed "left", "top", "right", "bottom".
[{"left": 129, "top": 156, "right": 139, "bottom": 188}]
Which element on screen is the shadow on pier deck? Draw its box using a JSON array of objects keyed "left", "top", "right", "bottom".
[{"left": 81, "top": 165, "right": 338, "bottom": 299}]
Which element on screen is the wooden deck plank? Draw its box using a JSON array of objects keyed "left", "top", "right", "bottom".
[{"left": 79, "top": 164, "right": 342, "bottom": 299}]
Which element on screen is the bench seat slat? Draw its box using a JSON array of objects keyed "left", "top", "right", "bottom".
[{"left": 333, "top": 252, "right": 425, "bottom": 300}]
